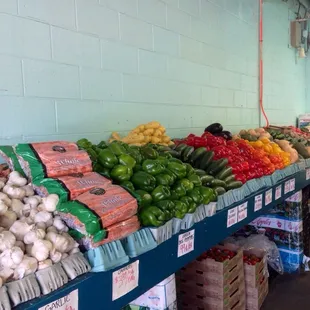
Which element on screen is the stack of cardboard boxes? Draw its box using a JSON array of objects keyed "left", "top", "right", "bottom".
[
  {"left": 244, "top": 249, "right": 268, "bottom": 310},
  {"left": 177, "top": 244, "right": 246, "bottom": 310},
  {"left": 176, "top": 244, "right": 269, "bottom": 310}
]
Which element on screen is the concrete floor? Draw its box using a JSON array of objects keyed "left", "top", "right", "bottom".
[{"left": 262, "top": 273, "right": 310, "bottom": 310}]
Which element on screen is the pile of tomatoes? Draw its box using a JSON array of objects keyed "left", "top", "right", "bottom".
[
  {"left": 243, "top": 254, "right": 262, "bottom": 265},
  {"left": 198, "top": 247, "right": 237, "bottom": 262}
]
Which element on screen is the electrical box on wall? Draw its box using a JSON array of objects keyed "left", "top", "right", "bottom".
[{"left": 291, "top": 21, "right": 302, "bottom": 48}]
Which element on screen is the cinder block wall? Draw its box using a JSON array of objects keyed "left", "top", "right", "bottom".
[{"left": 0, "top": 0, "right": 306, "bottom": 144}]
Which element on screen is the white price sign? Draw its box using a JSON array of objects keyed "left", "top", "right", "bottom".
[
  {"left": 254, "top": 195, "right": 263, "bottom": 212},
  {"left": 112, "top": 261, "right": 139, "bottom": 300},
  {"left": 265, "top": 189, "right": 272, "bottom": 206},
  {"left": 178, "top": 230, "right": 195, "bottom": 257},
  {"left": 275, "top": 185, "right": 282, "bottom": 200},
  {"left": 39, "top": 290, "right": 78, "bottom": 310},
  {"left": 284, "top": 181, "right": 290, "bottom": 194},
  {"left": 306, "top": 169, "right": 310, "bottom": 181},
  {"left": 227, "top": 207, "right": 238, "bottom": 228},
  {"left": 289, "top": 179, "right": 295, "bottom": 192},
  {"left": 238, "top": 202, "right": 248, "bottom": 222}
]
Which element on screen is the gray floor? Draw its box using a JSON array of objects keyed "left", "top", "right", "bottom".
[{"left": 262, "top": 273, "right": 310, "bottom": 310}]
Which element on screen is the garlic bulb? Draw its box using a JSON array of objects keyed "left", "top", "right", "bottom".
[
  {"left": 24, "top": 228, "right": 46, "bottom": 245},
  {"left": 46, "top": 232, "right": 69, "bottom": 253},
  {"left": 13, "top": 255, "right": 38, "bottom": 280},
  {"left": 41, "top": 194, "right": 59, "bottom": 212},
  {"left": 10, "top": 220, "right": 33, "bottom": 241},
  {"left": 22, "top": 185, "right": 34, "bottom": 197},
  {"left": 34, "top": 211, "right": 53, "bottom": 227},
  {"left": 0, "top": 193, "right": 11, "bottom": 206},
  {"left": 31, "top": 240, "right": 52, "bottom": 261},
  {"left": 0, "top": 210, "right": 17, "bottom": 229},
  {"left": 0, "top": 246, "right": 24, "bottom": 269},
  {"left": 50, "top": 248, "right": 62, "bottom": 264},
  {"left": 7, "top": 171, "right": 27, "bottom": 187},
  {"left": 0, "top": 266, "right": 13, "bottom": 282},
  {"left": 0, "top": 231, "right": 16, "bottom": 251},
  {"left": 53, "top": 217, "right": 68, "bottom": 232},
  {"left": 0, "top": 201, "right": 8, "bottom": 215},
  {"left": 11, "top": 199, "right": 24, "bottom": 218},
  {"left": 38, "top": 259, "right": 52, "bottom": 270}
]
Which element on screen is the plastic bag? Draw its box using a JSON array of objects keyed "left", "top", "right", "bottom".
[
  {"left": 229, "top": 234, "right": 284, "bottom": 274},
  {"left": 58, "top": 185, "right": 138, "bottom": 240},
  {"left": 71, "top": 216, "right": 140, "bottom": 249},
  {"left": 33, "top": 172, "right": 111, "bottom": 202},
  {"left": 14, "top": 142, "right": 92, "bottom": 181}
]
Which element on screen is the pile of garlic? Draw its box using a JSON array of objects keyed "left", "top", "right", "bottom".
[{"left": 0, "top": 171, "right": 80, "bottom": 287}]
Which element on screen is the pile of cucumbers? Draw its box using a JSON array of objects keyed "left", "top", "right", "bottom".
[{"left": 170, "top": 144, "right": 243, "bottom": 195}]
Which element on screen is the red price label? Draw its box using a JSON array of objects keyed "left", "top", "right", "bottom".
[
  {"left": 238, "top": 202, "right": 248, "bottom": 222},
  {"left": 275, "top": 186, "right": 282, "bottom": 200},
  {"left": 289, "top": 179, "right": 295, "bottom": 192},
  {"left": 254, "top": 195, "right": 263, "bottom": 212},
  {"left": 265, "top": 189, "right": 272, "bottom": 206},
  {"left": 284, "top": 181, "right": 290, "bottom": 194},
  {"left": 178, "top": 230, "right": 195, "bottom": 257},
  {"left": 112, "top": 261, "right": 139, "bottom": 300},
  {"left": 39, "top": 290, "right": 78, "bottom": 310},
  {"left": 227, "top": 207, "right": 238, "bottom": 228}
]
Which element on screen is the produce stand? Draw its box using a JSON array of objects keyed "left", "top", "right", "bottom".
[{"left": 17, "top": 168, "right": 310, "bottom": 310}]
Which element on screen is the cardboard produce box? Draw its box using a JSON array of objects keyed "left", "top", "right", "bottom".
[
  {"left": 130, "top": 274, "right": 176, "bottom": 310},
  {"left": 246, "top": 279, "right": 268, "bottom": 310}
]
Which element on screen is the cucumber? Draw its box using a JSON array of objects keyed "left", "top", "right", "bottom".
[
  {"left": 210, "top": 179, "right": 226, "bottom": 188},
  {"left": 226, "top": 181, "right": 243, "bottom": 190},
  {"left": 190, "top": 147, "right": 207, "bottom": 164},
  {"left": 206, "top": 158, "right": 228, "bottom": 176},
  {"left": 199, "top": 151, "right": 214, "bottom": 170},
  {"left": 216, "top": 167, "right": 233, "bottom": 180},
  {"left": 182, "top": 146, "right": 195, "bottom": 162},
  {"left": 214, "top": 186, "right": 226, "bottom": 195},
  {"left": 175, "top": 144, "right": 188, "bottom": 153},
  {"left": 194, "top": 169, "right": 206, "bottom": 176},
  {"left": 224, "top": 175, "right": 236, "bottom": 184},
  {"left": 200, "top": 174, "right": 214, "bottom": 185}
]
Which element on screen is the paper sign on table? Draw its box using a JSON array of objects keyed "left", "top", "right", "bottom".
[
  {"left": 254, "top": 195, "right": 263, "bottom": 212},
  {"left": 265, "top": 189, "right": 272, "bottom": 206},
  {"left": 39, "top": 290, "right": 78, "bottom": 310},
  {"left": 284, "top": 181, "right": 290, "bottom": 194},
  {"left": 112, "top": 261, "right": 139, "bottom": 301},
  {"left": 238, "top": 202, "right": 248, "bottom": 222},
  {"left": 289, "top": 179, "right": 295, "bottom": 192},
  {"left": 227, "top": 207, "right": 238, "bottom": 228},
  {"left": 275, "top": 185, "right": 282, "bottom": 200},
  {"left": 178, "top": 229, "right": 195, "bottom": 257},
  {"left": 307, "top": 169, "right": 310, "bottom": 181}
]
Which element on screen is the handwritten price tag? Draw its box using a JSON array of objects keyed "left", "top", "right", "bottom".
[
  {"left": 289, "top": 179, "right": 295, "bottom": 192},
  {"left": 178, "top": 230, "right": 195, "bottom": 257},
  {"left": 238, "top": 202, "right": 248, "bottom": 222},
  {"left": 112, "top": 261, "right": 139, "bottom": 300},
  {"left": 275, "top": 186, "right": 282, "bottom": 200},
  {"left": 307, "top": 169, "right": 310, "bottom": 181},
  {"left": 227, "top": 207, "right": 238, "bottom": 228},
  {"left": 254, "top": 195, "right": 263, "bottom": 212},
  {"left": 39, "top": 290, "right": 78, "bottom": 310},
  {"left": 284, "top": 181, "right": 290, "bottom": 194},
  {"left": 265, "top": 189, "right": 272, "bottom": 206}
]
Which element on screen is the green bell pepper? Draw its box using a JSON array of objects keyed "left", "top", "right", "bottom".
[
  {"left": 135, "top": 190, "right": 153, "bottom": 208},
  {"left": 151, "top": 185, "right": 171, "bottom": 203},
  {"left": 185, "top": 163, "right": 195, "bottom": 176},
  {"left": 159, "top": 152, "right": 173, "bottom": 159},
  {"left": 133, "top": 164, "right": 142, "bottom": 172},
  {"left": 142, "top": 159, "right": 165, "bottom": 176},
  {"left": 155, "top": 200, "right": 175, "bottom": 211},
  {"left": 108, "top": 141, "right": 126, "bottom": 156},
  {"left": 120, "top": 181, "right": 135, "bottom": 192},
  {"left": 118, "top": 154, "right": 136, "bottom": 168},
  {"left": 93, "top": 163, "right": 111, "bottom": 177},
  {"left": 210, "top": 188, "right": 218, "bottom": 202},
  {"left": 157, "top": 156, "right": 169, "bottom": 167},
  {"left": 127, "top": 148, "right": 143, "bottom": 165},
  {"left": 77, "top": 138, "right": 92, "bottom": 150},
  {"left": 172, "top": 183, "right": 186, "bottom": 198},
  {"left": 188, "top": 173, "right": 202, "bottom": 187},
  {"left": 155, "top": 173, "right": 174, "bottom": 186},
  {"left": 98, "top": 149, "right": 118, "bottom": 169},
  {"left": 140, "top": 147, "right": 158, "bottom": 160},
  {"left": 199, "top": 186, "right": 215, "bottom": 204},
  {"left": 173, "top": 201, "right": 188, "bottom": 219},
  {"left": 131, "top": 171, "right": 157, "bottom": 192},
  {"left": 178, "top": 179, "right": 194, "bottom": 192},
  {"left": 187, "top": 188, "right": 203, "bottom": 205},
  {"left": 169, "top": 158, "right": 183, "bottom": 164},
  {"left": 97, "top": 141, "right": 108, "bottom": 149},
  {"left": 163, "top": 169, "right": 176, "bottom": 184},
  {"left": 162, "top": 209, "right": 173, "bottom": 221},
  {"left": 139, "top": 206, "right": 165, "bottom": 227},
  {"left": 188, "top": 202, "right": 197, "bottom": 213},
  {"left": 110, "top": 165, "right": 133, "bottom": 182},
  {"left": 180, "top": 196, "right": 193, "bottom": 207},
  {"left": 167, "top": 162, "right": 187, "bottom": 179}
]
